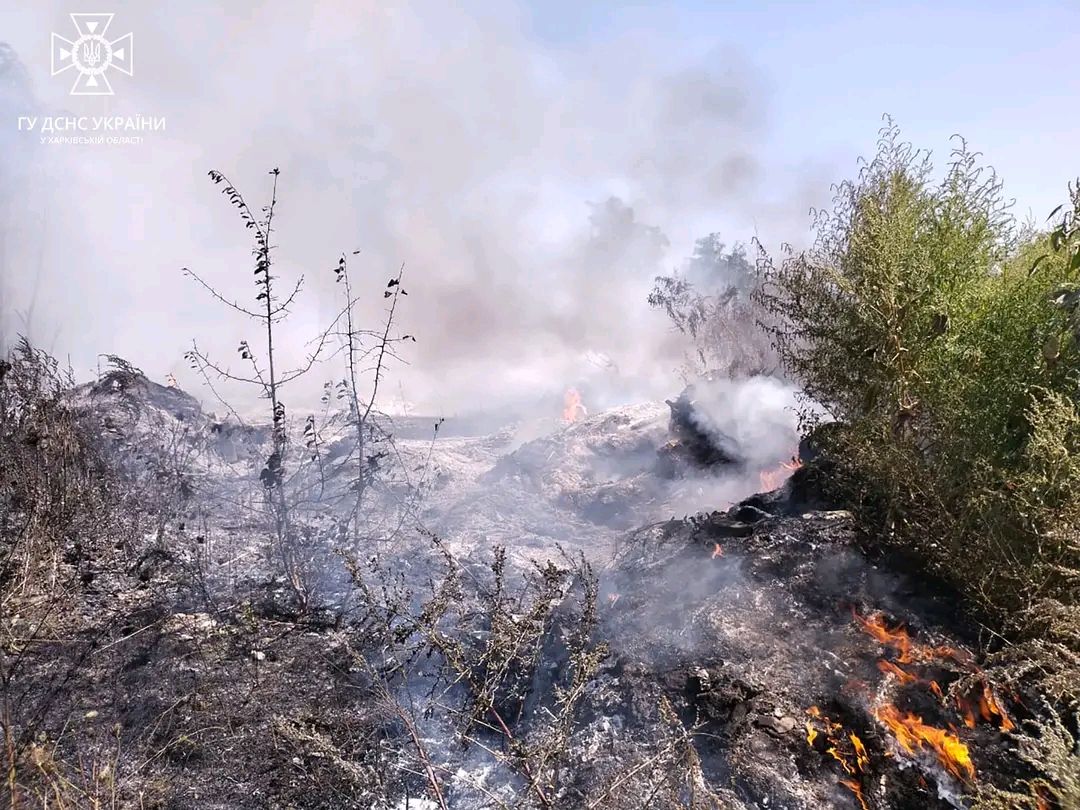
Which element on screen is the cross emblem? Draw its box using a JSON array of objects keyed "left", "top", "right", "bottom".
[{"left": 51, "top": 13, "right": 134, "bottom": 96}]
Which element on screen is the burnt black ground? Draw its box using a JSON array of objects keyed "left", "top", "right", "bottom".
[{"left": 2, "top": 374, "right": 1043, "bottom": 809}]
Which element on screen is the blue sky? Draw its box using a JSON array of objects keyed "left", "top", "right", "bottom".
[{"left": 521, "top": 0, "right": 1079, "bottom": 223}]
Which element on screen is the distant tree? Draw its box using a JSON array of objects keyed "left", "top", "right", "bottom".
[
  {"left": 649, "top": 235, "right": 775, "bottom": 378},
  {"left": 585, "top": 197, "right": 670, "bottom": 274}
]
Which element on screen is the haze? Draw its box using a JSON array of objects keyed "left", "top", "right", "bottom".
[{"left": 1, "top": 0, "right": 1078, "bottom": 416}]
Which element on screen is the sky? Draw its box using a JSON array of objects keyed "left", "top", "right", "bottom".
[
  {"left": 522, "top": 0, "right": 1078, "bottom": 224},
  {"left": 0, "top": 1, "right": 1077, "bottom": 417}
]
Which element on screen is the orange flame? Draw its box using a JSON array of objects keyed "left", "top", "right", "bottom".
[
  {"left": 827, "top": 745, "right": 856, "bottom": 775},
  {"left": 711, "top": 542, "right": 724, "bottom": 559},
  {"left": 877, "top": 659, "right": 918, "bottom": 684},
  {"left": 850, "top": 733, "right": 869, "bottom": 771},
  {"left": 852, "top": 608, "right": 967, "bottom": 668},
  {"left": 562, "top": 388, "right": 587, "bottom": 423},
  {"left": 806, "top": 706, "right": 872, "bottom": 805},
  {"left": 759, "top": 454, "right": 803, "bottom": 491},
  {"left": 956, "top": 695, "right": 977, "bottom": 729},
  {"left": 853, "top": 609, "right": 914, "bottom": 663},
  {"left": 978, "top": 682, "right": 1015, "bottom": 732},
  {"left": 875, "top": 705, "right": 975, "bottom": 783},
  {"left": 839, "top": 778, "right": 870, "bottom": 810},
  {"left": 956, "top": 678, "right": 1014, "bottom": 732}
]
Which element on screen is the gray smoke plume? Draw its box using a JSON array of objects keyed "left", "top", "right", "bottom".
[{"left": 0, "top": 1, "right": 830, "bottom": 416}]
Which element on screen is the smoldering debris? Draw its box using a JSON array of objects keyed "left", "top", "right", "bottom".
[{"left": 1, "top": 356, "right": 1049, "bottom": 808}]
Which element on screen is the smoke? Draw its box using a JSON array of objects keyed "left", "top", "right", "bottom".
[
  {"left": 0, "top": 44, "right": 45, "bottom": 348},
  {"left": 689, "top": 375, "right": 800, "bottom": 467},
  {"left": 665, "top": 374, "right": 802, "bottom": 517},
  {"left": 0, "top": 1, "right": 829, "bottom": 415}
]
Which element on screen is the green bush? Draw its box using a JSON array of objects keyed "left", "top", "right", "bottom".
[{"left": 755, "top": 119, "right": 1080, "bottom": 638}]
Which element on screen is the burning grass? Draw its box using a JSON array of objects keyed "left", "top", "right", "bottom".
[
  {"left": 804, "top": 706, "right": 871, "bottom": 809},
  {"left": 802, "top": 605, "right": 1033, "bottom": 805},
  {"left": 874, "top": 705, "right": 975, "bottom": 783}
]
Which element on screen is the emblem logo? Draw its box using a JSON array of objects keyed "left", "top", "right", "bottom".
[{"left": 51, "top": 13, "right": 133, "bottom": 96}]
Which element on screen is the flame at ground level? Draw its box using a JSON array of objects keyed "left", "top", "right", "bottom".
[
  {"left": 956, "top": 678, "right": 1015, "bottom": 732},
  {"left": 852, "top": 608, "right": 916, "bottom": 662},
  {"left": 877, "top": 659, "right": 917, "bottom": 684},
  {"left": 852, "top": 607, "right": 965, "bottom": 666},
  {"left": 839, "top": 778, "right": 870, "bottom": 810},
  {"left": 875, "top": 704, "right": 975, "bottom": 783},
  {"left": 805, "top": 707, "right": 871, "bottom": 810},
  {"left": 562, "top": 388, "right": 587, "bottom": 423},
  {"left": 759, "top": 454, "right": 803, "bottom": 491}
]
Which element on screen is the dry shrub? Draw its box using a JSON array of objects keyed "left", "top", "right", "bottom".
[{"left": 0, "top": 340, "right": 148, "bottom": 805}]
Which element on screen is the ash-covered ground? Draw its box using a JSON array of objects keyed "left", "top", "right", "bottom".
[{"left": 3, "top": 368, "right": 1048, "bottom": 809}]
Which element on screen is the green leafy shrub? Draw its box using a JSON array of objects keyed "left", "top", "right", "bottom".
[
  {"left": 755, "top": 121, "right": 1080, "bottom": 805},
  {"left": 755, "top": 118, "right": 1080, "bottom": 665}
]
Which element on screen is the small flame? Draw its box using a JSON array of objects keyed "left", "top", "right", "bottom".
[
  {"left": 850, "top": 733, "right": 869, "bottom": 771},
  {"left": 956, "top": 695, "right": 977, "bottom": 729},
  {"left": 711, "top": 542, "right": 724, "bottom": 559},
  {"left": 852, "top": 608, "right": 965, "bottom": 667},
  {"left": 875, "top": 705, "right": 975, "bottom": 783},
  {"left": 853, "top": 608, "right": 915, "bottom": 663},
  {"left": 877, "top": 659, "right": 917, "bottom": 684},
  {"left": 759, "top": 454, "right": 803, "bottom": 491},
  {"left": 956, "top": 678, "right": 1014, "bottom": 732},
  {"left": 839, "top": 778, "right": 870, "bottom": 810},
  {"left": 562, "top": 388, "right": 587, "bottom": 423},
  {"left": 978, "top": 682, "right": 1015, "bottom": 732},
  {"left": 827, "top": 745, "right": 856, "bottom": 775},
  {"left": 806, "top": 706, "right": 871, "bottom": 805}
]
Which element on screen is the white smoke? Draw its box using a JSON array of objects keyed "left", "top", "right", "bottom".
[{"left": 0, "top": 1, "right": 829, "bottom": 415}]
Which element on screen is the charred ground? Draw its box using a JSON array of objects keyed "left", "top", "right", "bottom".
[{"left": 2, "top": 345, "right": 1075, "bottom": 810}]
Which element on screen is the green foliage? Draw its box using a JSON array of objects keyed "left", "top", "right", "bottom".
[{"left": 756, "top": 119, "right": 1080, "bottom": 691}]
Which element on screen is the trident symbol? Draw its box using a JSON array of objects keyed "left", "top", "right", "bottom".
[
  {"left": 51, "top": 13, "right": 134, "bottom": 96},
  {"left": 81, "top": 39, "right": 102, "bottom": 67}
]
